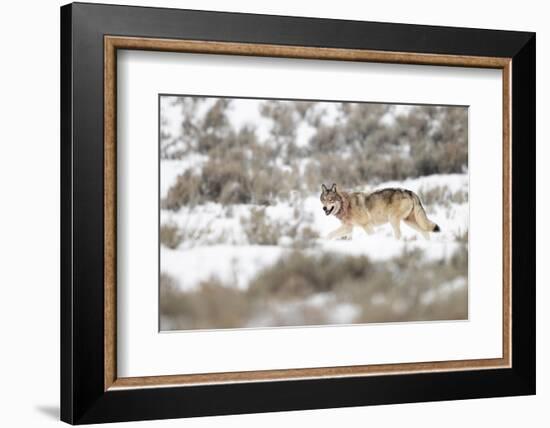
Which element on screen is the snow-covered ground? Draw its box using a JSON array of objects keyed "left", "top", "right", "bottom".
[
  {"left": 161, "top": 172, "right": 468, "bottom": 292},
  {"left": 162, "top": 245, "right": 284, "bottom": 291}
]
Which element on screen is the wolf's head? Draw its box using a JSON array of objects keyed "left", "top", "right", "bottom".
[{"left": 320, "top": 183, "right": 342, "bottom": 216}]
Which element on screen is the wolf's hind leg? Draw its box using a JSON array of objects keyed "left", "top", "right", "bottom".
[
  {"left": 327, "top": 224, "right": 352, "bottom": 240},
  {"left": 404, "top": 212, "right": 430, "bottom": 240},
  {"left": 404, "top": 220, "right": 430, "bottom": 240},
  {"left": 362, "top": 224, "right": 374, "bottom": 235},
  {"left": 389, "top": 218, "right": 402, "bottom": 240}
]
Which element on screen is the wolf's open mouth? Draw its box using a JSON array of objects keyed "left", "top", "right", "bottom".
[{"left": 325, "top": 206, "right": 334, "bottom": 216}]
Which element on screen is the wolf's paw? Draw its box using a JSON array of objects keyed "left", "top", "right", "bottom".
[{"left": 338, "top": 235, "right": 352, "bottom": 241}]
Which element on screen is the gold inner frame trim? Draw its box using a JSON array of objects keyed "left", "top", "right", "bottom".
[{"left": 104, "top": 35, "right": 512, "bottom": 391}]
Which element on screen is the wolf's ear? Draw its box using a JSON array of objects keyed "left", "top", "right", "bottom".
[
  {"left": 321, "top": 184, "right": 328, "bottom": 193},
  {"left": 330, "top": 183, "right": 337, "bottom": 193}
]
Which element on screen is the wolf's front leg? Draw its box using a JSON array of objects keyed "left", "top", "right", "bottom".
[
  {"left": 389, "top": 218, "right": 402, "bottom": 240},
  {"left": 327, "top": 224, "right": 352, "bottom": 240}
]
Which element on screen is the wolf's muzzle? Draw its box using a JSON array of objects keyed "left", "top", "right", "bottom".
[{"left": 323, "top": 206, "right": 334, "bottom": 216}]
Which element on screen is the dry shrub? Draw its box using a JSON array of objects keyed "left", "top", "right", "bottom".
[
  {"left": 309, "top": 125, "right": 345, "bottom": 153},
  {"left": 410, "top": 139, "right": 467, "bottom": 177},
  {"left": 160, "top": 275, "right": 253, "bottom": 330},
  {"left": 454, "top": 229, "right": 469, "bottom": 244},
  {"left": 241, "top": 207, "right": 319, "bottom": 247},
  {"left": 201, "top": 158, "right": 251, "bottom": 204},
  {"left": 419, "top": 185, "right": 468, "bottom": 207},
  {"left": 160, "top": 222, "right": 182, "bottom": 249},
  {"left": 162, "top": 171, "right": 201, "bottom": 210},
  {"left": 345, "top": 246, "right": 468, "bottom": 323},
  {"left": 196, "top": 99, "right": 232, "bottom": 153},
  {"left": 412, "top": 143, "right": 442, "bottom": 176},
  {"left": 162, "top": 158, "right": 251, "bottom": 209},
  {"left": 260, "top": 100, "right": 298, "bottom": 145},
  {"left": 311, "top": 154, "right": 362, "bottom": 189},
  {"left": 240, "top": 207, "right": 279, "bottom": 245},
  {"left": 177, "top": 280, "right": 252, "bottom": 330},
  {"left": 159, "top": 272, "right": 183, "bottom": 322},
  {"left": 306, "top": 152, "right": 418, "bottom": 191},
  {"left": 366, "top": 155, "right": 415, "bottom": 183},
  {"left": 249, "top": 172, "right": 275, "bottom": 205},
  {"left": 248, "top": 252, "right": 372, "bottom": 299},
  {"left": 295, "top": 225, "right": 319, "bottom": 248},
  {"left": 163, "top": 152, "right": 303, "bottom": 209}
]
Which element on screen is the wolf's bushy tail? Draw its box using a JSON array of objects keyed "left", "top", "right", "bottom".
[{"left": 413, "top": 195, "right": 440, "bottom": 232}]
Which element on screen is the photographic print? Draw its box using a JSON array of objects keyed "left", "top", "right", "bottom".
[{"left": 159, "top": 95, "right": 469, "bottom": 331}]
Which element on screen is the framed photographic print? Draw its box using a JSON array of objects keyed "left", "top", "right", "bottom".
[{"left": 60, "top": 2, "right": 535, "bottom": 424}]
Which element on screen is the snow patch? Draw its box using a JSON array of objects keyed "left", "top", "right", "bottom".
[{"left": 162, "top": 245, "right": 284, "bottom": 291}]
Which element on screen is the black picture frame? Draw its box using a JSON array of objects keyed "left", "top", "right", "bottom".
[{"left": 61, "top": 2, "right": 535, "bottom": 424}]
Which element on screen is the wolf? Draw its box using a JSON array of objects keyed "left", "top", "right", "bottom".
[{"left": 320, "top": 183, "right": 440, "bottom": 240}]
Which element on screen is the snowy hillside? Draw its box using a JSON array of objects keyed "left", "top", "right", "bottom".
[{"left": 161, "top": 173, "right": 468, "bottom": 293}]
